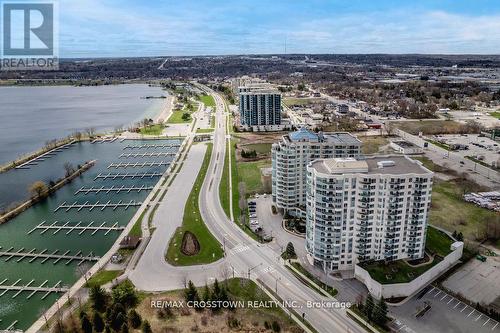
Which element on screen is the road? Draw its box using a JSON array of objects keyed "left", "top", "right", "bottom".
[{"left": 129, "top": 86, "right": 367, "bottom": 333}]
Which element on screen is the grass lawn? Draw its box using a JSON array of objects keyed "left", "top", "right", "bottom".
[
  {"left": 237, "top": 159, "right": 271, "bottom": 194},
  {"left": 139, "top": 124, "right": 164, "bottom": 136},
  {"left": 361, "top": 258, "right": 439, "bottom": 284},
  {"left": 86, "top": 270, "right": 122, "bottom": 288},
  {"left": 426, "top": 139, "right": 450, "bottom": 150},
  {"left": 219, "top": 139, "right": 231, "bottom": 219},
  {"left": 289, "top": 262, "right": 337, "bottom": 297},
  {"left": 414, "top": 156, "right": 454, "bottom": 173},
  {"left": 489, "top": 111, "right": 500, "bottom": 119},
  {"left": 429, "top": 178, "right": 497, "bottom": 242},
  {"left": 196, "top": 128, "right": 214, "bottom": 133},
  {"left": 426, "top": 226, "right": 453, "bottom": 257},
  {"left": 242, "top": 143, "right": 273, "bottom": 155},
  {"left": 392, "top": 120, "right": 466, "bottom": 135},
  {"left": 199, "top": 94, "right": 215, "bottom": 108},
  {"left": 166, "top": 143, "right": 224, "bottom": 265},
  {"left": 358, "top": 136, "right": 390, "bottom": 154},
  {"left": 128, "top": 207, "right": 148, "bottom": 237},
  {"left": 230, "top": 139, "right": 241, "bottom": 222},
  {"left": 167, "top": 110, "right": 192, "bottom": 124}
]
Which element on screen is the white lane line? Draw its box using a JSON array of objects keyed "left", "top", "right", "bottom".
[
  {"left": 467, "top": 309, "right": 475, "bottom": 317},
  {"left": 483, "top": 318, "right": 490, "bottom": 326},
  {"left": 440, "top": 294, "right": 447, "bottom": 301},
  {"left": 447, "top": 298, "right": 454, "bottom": 305},
  {"left": 475, "top": 314, "right": 482, "bottom": 322},
  {"left": 454, "top": 301, "right": 463, "bottom": 309},
  {"left": 461, "top": 305, "right": 468, "bottom": 312},
  {"left": 492, "top": 322, "right": 498, "bottom": 330},
  {"left": 434, "top": 290, "right": 442, "bottom": 297}
]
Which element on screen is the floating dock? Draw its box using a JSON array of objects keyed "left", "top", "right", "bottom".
[
  {"left": 15, "top": 141, "right": 75, "bottom": 170},
  {"left": 28, "top": 221, "right": 124, "bottom": 235},
  {"left": 119, "top": 152, "right": 176, "bottom": 158},
  {"left": 93, "top": 172, "right": 162, "bottom": 180},
  {"left": 0, "top": 247, "right": 99, "bottom": 265},
  {"left": 54, "top": 200, "right": 142, "bottom": 212},
  {"left": 75, "top": 185, "right": 154, "bottom": 195},
  {"left": 123, "top": 143, "right": 180, "bottom": 149},
  {"left": 0, "top": 279, "right": 68, "bottom": 299},
  {"left": 107, "top": 161, "right": 169, "bottom": 169}
]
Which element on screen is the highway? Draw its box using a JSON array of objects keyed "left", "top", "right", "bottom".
[{"left": 130, "top": 85, "right": 367, "bottom": 333}]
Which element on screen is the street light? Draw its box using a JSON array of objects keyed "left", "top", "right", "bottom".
[
  {"left": 247, "top": 263, "right": 262, "bottom": 279},
  {"left": 274, "top": 275, "right": 282, "bottom": 293}
]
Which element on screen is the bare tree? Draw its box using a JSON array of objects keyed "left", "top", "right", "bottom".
[
  {"left": 63, "top": 162, "right": 75, "bottom": 177},
  {"left": 28, "top": 181, "right": 48, "bottom": 198},
  {"left": 219, "top": 264, "right": 231, "bottom": 287}
]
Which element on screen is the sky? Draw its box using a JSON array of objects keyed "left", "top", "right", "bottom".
[{"left": 56, "top": 0, "right": 500, "bottom": 57}]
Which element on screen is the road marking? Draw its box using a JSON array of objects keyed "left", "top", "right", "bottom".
[
  {"left": 447, "top": 298, "right": 454, "bottom": 304},
  {"left": 492, "top": 322, "right": 498, "bottom": 330},
  {"left": 461, "top": 305, "right": 468, "bottom": 312},
  {"left": 467, "top": 309, "right": 475, "bottom": 317},
  {"left": 484, "top": 318, "right": 490, "bottom": 326},
  {"left": 434, "top": 290, "right": 442, "bottom": 297},
  {"left": 440, "top": 294, "right": 447, "bottom": 301},
  {"left": 231, "top": 245, "right": 250, "bottom": 254},
  {"left": 454, "top": 301, "right": 462, "bottom": 309},
  {"left": 475, "top": 314, "right": 482, "bottom": 322},
  {"left": 426, "top": 286, "right": 435, "bottom": 295}
]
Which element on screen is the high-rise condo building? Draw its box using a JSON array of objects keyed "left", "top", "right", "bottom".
[
  {"left": 305, "top": 156, "right": 433, "bottom": 272},
  {"left": 271, "top": 128, "right": 361, "bottom": 217}
]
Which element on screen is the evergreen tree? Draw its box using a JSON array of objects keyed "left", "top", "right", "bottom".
[
  {"left": 212, "top": 279, "right": 221, "bottom": 300},
  {"left": 373, "top": 297, "right": 388, "bottom": 326},
  {"left": 90, "top": 286, "right": 108, "bottom": 313},
  {"left": 184, "top": 280, "right": 200, "bottom": 303},
  {"left": 112, "top": 281, "right": 138, "bottom": 308},
  {"left": 142, "top": 321, "right": 153, "bottom": 333},
  {"left": 202, "top": 284, "right": 211, "bottom": 303},
  {"left": 92, "top": 312, "right": 105, "bottom": 333},
  {"left": 286, "top": 242, "right": 296, "bottom": 259},
  {"left": 364, "top": 294, "right": 375, "bottom": 320},
  {"left": 128, "top": 309, "right": 142, "bottom": 329},
  {"left": 81, "top": 314, "right": 93, "bottom": 333}
]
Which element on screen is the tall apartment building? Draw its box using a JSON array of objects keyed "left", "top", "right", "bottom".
[
  {"left": 305, "top": 156, "right": 433, "bottom": 272},
  {"left": 239, "top": 89, "right": 282, "bottom": 126},
  {"left": 271, "top": 128, "right": 361, "bottom": 217}
]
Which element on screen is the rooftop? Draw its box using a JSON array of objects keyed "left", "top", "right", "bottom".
[
  {"left": 310, "top": 155, "right": 432, "bottom": 176},
  {"left": 287, "top": 127, "right": 361, "bottom": 145}
]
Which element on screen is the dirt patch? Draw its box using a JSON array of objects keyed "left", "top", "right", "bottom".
[{"left": 181, "top": 231, "right": 200, "bottom": 256}]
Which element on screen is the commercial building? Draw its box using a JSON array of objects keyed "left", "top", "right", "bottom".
[
  {"left": 305, "top": 155, "right": 433, "bottom": 272},
  {"left": 271, "top": 128, "right": 361, "bottom": 217}
]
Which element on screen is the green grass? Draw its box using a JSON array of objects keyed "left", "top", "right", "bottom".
[
  {"left": 360, "top": 258, "right": 439, "bottom": 284},
  {"left": 358, "top": 136, "right": 389, "bottom": 154},
  {"left": 128, "top": 208, "right": 148, "bottom": 237},
  {"left": 489, "top": 111, "right": 500, "bottom": 119},
  {"left": 289, "top": 263, "right": 337, "bottom": 297},
  {"left": 426, "top": 139, "right": 450, "bottom": 150},
  {"left": 230, "top": 139, "right": 241, "bottom": 222},
  {"left": 242, "top": 143, "right": 273, "bottom": 155},
  {"left": 167, "top": 110, "right": 192, "bottom": 124},
  {"left": 237, "top": 159, "right": 271, "bottom": 194},
  {"left": 86, "top": 270, "right": 122, "bottom": 288},
  {"left": 139, "top": 124, "right": 164, "bottom": 135},
  {"left": 219, "top": 139, "right": 231, "bottom": 219},
  {"left": 283, "top": 97, "right": 325, "bottom": 107},
  {"left": 166, "top": 143, "right": 223, "bottom": 265},
  {"left": 392, "top": 120, "right": 466, "bottom": 135},
  {"left": 198, "top": 94, "right": 215, "bottom": 108},
  {"left": 196, "top": 128, "right": 214, "bottom": 133},
  {"left": 429, "top": 178, "right": 498, "bottom": 242},
  {"left": 426, "top": 226, "right": 453, "bottom": 257}
]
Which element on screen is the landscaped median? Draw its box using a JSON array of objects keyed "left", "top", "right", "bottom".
[{"left": 166, "top": 143, "right": 224, "bottom": 265}]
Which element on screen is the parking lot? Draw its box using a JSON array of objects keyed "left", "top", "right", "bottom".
[
  {"left": 443, "top": 255, "right": 500, "bottom": 306},
  {"left": 431, "top": 134, "right": 500, "bottom": 166},
  {"left": 390, "top": 286, "right": 499, "bottom": 333}
]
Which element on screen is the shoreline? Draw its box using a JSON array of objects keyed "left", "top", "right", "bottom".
[{"left": 154, "top": 94, "right": 175, "bottom": 123}]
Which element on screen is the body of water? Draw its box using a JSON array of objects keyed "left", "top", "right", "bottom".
[
  {"left": 0, "top": 84, "right": 165, "bottom": 165},
  {"left": 0, "top": 139, "right": 181, "bottom": 331}
]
